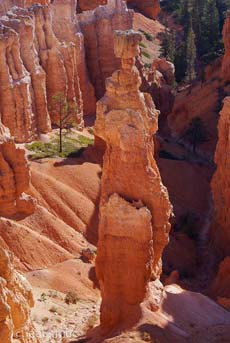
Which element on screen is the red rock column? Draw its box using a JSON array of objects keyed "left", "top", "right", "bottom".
[
  {"left": 0, "top": 123, "right": 35, "bottom": 217},
  {"left": 95, "top": 30, "right": 172, "bottom": 331},
  {"left": 211, "top": 97, "right": 230, "bottom": 256}
]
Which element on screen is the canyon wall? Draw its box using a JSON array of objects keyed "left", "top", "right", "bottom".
[
  {"left": 0, "top": 122, "right": 35, "bottom": 217},
  {"left": 0, "top": 0, "right": 13, "bottom": 16},
  {"left": 0, "top": 247, "right": 39, "bottom": 343},
  {"left": 211, "top": 97, "right": 230, "bottom": 257},
  {"left": 0, "top": 1, "right": 84, "bottom": 142},
  {"left": 78, "top": 0, "right": 134, "bottom": 99},
  {"left": 77, "top": 0, "right": 107, "bottom": 12},
  {"left": 221, "top": 12, "right": 230, "bottom": 82},
  {"left": 95, "top": 30, "right": 172, "bottom": 331},
  {"left": 51, "top": 0, "right": 96, "bottom": 116},
  {"left": 126, "top": 0, "right": 160, "bottom": 19}
]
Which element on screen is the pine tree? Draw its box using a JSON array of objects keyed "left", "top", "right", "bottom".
[
  {"left": 160, "top": 28, "right": 176, "bottom": 63},
  {"left": 185, "top": 19, "right": 197, "bottom": 91}
]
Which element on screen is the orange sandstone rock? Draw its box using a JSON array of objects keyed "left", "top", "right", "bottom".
[
  {"left": 0, "top": 247, "right": 40, "bottom": 343},
  {"left": 0, "top": 124, "right": 35, "bottom": 217},
  {"left": 77, "top": 0, "right": 107, "bottom": 12},
  {"left": 50, "top": 0, "right": 96, "bottom": 116},
  {"left": 1, "top": 8, "right": 52, "bottom": 135},
  {"left": 78, "top": 0, "right": 134, "bottom": 99},
  {"left": 0, "top": 24, "right": 35, "bottom": 142},
  {"left": 221, "top": 11, "right": 230, "bottom": 82},
  {"left": 210, "top": 257, "right": 230, "bottom": 310},
  {"left": 95, "top": 29, "right": 172, "bottom": 331},
  {"left": 211, "top": 97, "right": 230, "bottom": 256},
  {"left": 126, "top": 0, "right": 160, "bottom": 19}
]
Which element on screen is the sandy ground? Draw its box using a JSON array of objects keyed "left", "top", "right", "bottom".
[{"left": 31, "top": 287, "right": 100, "bottom": 343}]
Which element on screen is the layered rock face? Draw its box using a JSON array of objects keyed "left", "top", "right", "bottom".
[
  {"left": 221, "top": 12, "right": 230, "bottom": 82},
  {"left": 139, "top": 57, "right": 175, "bottom": 119},
  {"left": 78, "top": 0, "right": 134, "bottom": 99},
  {"left": 95, "top": 30, "right": 172, "bottom": 330},
  {"left": 77, "top": 0, "right": 107, "bottom": 12},
  {"left": 211, "top": 97, "right": 230, "bottom": 256},
  {"left": 126, "top": 0, "right": 160, "bottom": 19},
  {"left": 0, "top": 123, "right": 35, "bottom": 217},
  {"left": 51, "top": 0, "right": 96, "bottom": 116},
  {"left": 0, "top": 247, "right": 39, "bottom": 343},
  {"left": 0, "top": 0, "right": 13, "bottom": 16},
  {"left": 0, "top": 1, "right": 85, "bottom": 142}
]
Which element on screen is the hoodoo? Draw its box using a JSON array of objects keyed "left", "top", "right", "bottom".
[
  {"left": 0, "top": 122, "right": 35, "bottom": 217},
  {"left": 211, "top": 97, "right": 230, "bottom": 257},
  {"left": 95, "top": 29, "right": 172, "bottom": 331}
]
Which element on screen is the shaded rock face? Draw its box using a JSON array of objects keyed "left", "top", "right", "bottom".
[
  {"left": 0, "top": 247, "right": 39, "bottom": 343},
  {"left": 77, "top": 0, "right": 107, "bottom": 12},
  {"left": 95, "top": 30, "right": 172, "bottom": 331},
  {"left": 0, "top": 124, "right": 35, "bottom": 217},
  {"left": 126, "top": 0, "right": 160, "bottom": 19},
  {"left": 221, "top": 12, "right": 230, "bottom": 82},
  {"left": 0, "top": 2, "right": 84, "bottom": 142},
  {"left": 139, "top": 57, "right": 175, "bottom": 119},
  {"left": 78, "top": 0, "right": 134, "bottom": 99},
  {"left": 211, "top": 97, "right": 230, "bottom": 257}
]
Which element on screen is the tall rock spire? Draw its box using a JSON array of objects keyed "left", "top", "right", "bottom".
[{"left": 95, "top": 29, "right": 172, "bottom": 331}]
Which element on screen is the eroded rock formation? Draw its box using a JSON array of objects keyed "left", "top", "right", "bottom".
[
  {"left": 221, "top": 11, "right": 230, "bottom": 82},
  {"left": 50, "top": 0, "right": 96, "bottom": 116},
  {"left": 126, "top": 0, "right": 160, "bottom": 19},
  {"left": 0, "top": 1, "right": 85, "bottom": 142},
  {"left": 78, "top": 0, "right": 134, "bottom": 99},
  {"left": 0, "top": 123, "right": 35, "bottom": 217},
  {"left": 211, "top": 97, "right": 230, "bottom": 257},
  {"left": 0, "top": 247, "right": 39, "bottom": 343},
  {"left": 210, "top": 257, "right": 230, "bottom": 310},
  {"left": 77, "top": 0, "right": 107, "bottom": 12},
  {"left": 95, "top": 30, "right": 172, "bottom": 331}
]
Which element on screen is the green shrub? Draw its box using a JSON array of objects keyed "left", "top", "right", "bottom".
[
  {"left": 138, "top": 29, "right": 154, "bottom": 42},
  {"left": 141, "top": 50, "right": 152, "bottom": 59}
]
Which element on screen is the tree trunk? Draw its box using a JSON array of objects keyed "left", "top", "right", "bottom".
[{"left": 59, "top": 125, "right": 62, "bottom": 153}]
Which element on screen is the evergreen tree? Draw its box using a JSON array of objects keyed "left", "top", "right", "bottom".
[
  {"left": 185, "top": 20, "right": 197, "bottom": 89},
  {"left": 160, "top": 28, "right": 176, "bottom": 62},
  {"left": 182, "top": 117, "right": 210, "bottom": 153}
]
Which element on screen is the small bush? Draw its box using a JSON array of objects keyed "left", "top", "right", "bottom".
[
  {"left": 41, "top": 317, "right": 49, "bottom": 324},
  {"left": 141, "top": 50, "right": 152, "bottom": 59},
  {"left": 39, "top": 293, "right": 47, "bottom": 302},
  {"left": 49, "top": 306, "right": 58, "bottom": 314},
  {"left": 65, "top": 291, "right": 79, "bottom": 305},
  {"left": 139, "top": 29, "right": 154, "bottom": 42},
  {"left": 139, "top": 41, "right": 147, "bottom": 48}
]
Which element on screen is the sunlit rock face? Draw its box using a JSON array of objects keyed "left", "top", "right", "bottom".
[
  {"left": 211, "top": 97, "right": 230, "bottom": 257},
  {"left": 0, "top": 122, "right": 35, "bottom": 218},
  {"left": 95, "top": 29, "right": 172, "bottom": 331},
  {"left": 0, "top": 247, "right": 40, "bottom": 343},
  {"left": 50, "top": 0, "right": 96, "bottom": 116},
  {"left": 78, "top": 0, "right": 134, "bottom": 99},
  {"left": 0, "top": 2, "right": 85, "bottom": 142}
]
